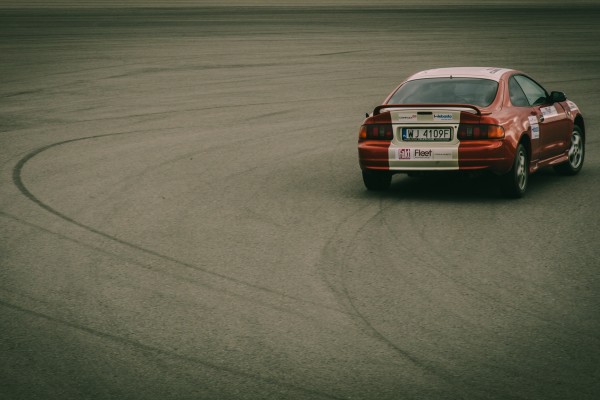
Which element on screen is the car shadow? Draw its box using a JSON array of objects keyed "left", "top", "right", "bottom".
[{"left": 359, "top": 169, "right": 566, "bottom": 203}]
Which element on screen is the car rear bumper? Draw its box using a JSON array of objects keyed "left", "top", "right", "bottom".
[
  {"left": 458, "top": 140, "right": 514, "bottom": 174},
  {"left": 358, "top": 141, "right": 390, "bottom": 170},
  {"left": 358, "top": 139, "right": 514, "bottom": 175}
]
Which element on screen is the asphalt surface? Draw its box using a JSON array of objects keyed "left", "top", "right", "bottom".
[{"left": 1, "top": 5, "right": 599, "bottom": 400}]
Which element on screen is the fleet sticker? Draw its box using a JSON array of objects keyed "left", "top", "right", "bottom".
[
  {"left": 389, "top": 133, "right": 459, "bottom": 169},
  {"left": 528, "top": 115, "right": 540, "bottom": 140},
  {"left": 540, "top": 106, "right": 558, "bottom": 118},
  {"left": 413, "top": 149, "right": 433, "bottom": 159},
  {"left": 566, "top": 100, "right": 579, "bottom": 111},
  {"left": 397, "top": 148, "right": 454, "bottom": 160},
  {"left": 394, "top": 112, "right": 418, "bottom": 122}
]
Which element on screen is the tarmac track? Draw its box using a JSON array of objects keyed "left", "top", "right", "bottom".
[{"left": 1, "top": 5, "right": 599, "bottom": 400}]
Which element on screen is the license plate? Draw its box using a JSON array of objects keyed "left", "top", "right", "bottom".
[{"left": 402, "top": 127, "right": 452, "bottom": 141}]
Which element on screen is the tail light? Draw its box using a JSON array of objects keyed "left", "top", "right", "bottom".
[
  {"left": 359, "top": 124, "right": 393, "bottom": 141},
  {"left": 457, "top": 124, "right": 504, "bottom": 140}
]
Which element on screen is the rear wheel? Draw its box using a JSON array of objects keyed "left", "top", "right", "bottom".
[
  {"left": 362, "top": 170, "right": 391, "bottom": 191},
  {"left": 554, "top": 125, "right": 584, "bottom": 175},
  {"left": 501, "top": 143, "right": 528, "bottom": 198}
]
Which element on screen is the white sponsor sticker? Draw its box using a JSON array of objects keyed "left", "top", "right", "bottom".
[
  {"left": 528, "top": 115, "right": 540, "bottom": 140},
  {"left": 432, "top": 113, "right": 455, "bottom": 122},
  {"left": 413, "top": 149, "right": 433, "bottom": 159},
  {"left": 397, "top": 148, "right": 453, "bottom": 160},
  {"left": 540, "top": 105, "right": 558, "bottom": 118},
  {"left": 395, "top": 112, "right": 418, "bottom": 122},
  {"left": 398, "top": 148, "right": 411, "bottom": 159},
  {"left": 566, "top": 100, "right": 579, "bottom": 111},
  {"left": 433, "top": 151, "right": 453, "bottom": 160}
]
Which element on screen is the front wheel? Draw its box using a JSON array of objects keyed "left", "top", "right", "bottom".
[
  {"left": 501, "top": 143, "right": 528, "bottom": 198},
  {"left": 362, "top": 170, "right": 391, "bottom": 191},
  {"left": 554, "top": 125, "right": 584, "bottom": 175}
]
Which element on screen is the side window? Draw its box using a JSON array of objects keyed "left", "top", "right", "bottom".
[
  {"left": 514, "top": 75, "right": 548, "bottom": 106},
  {"left": 508, "top": 76, "right": 530, "bottom": 107}
]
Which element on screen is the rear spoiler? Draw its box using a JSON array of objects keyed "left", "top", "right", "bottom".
[{"left": 373, "top": 103, "right": 482, "bottom": 116}]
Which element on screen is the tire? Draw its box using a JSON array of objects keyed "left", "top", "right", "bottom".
[
  {"left": 362, "top": 170, "right": 391, "bottom": 191},
  {"left": 501, "top": 143, "right": 528, "bottom": 198},
  {"left": 554, "top": 125, "right": 584, "bottom": 175}
]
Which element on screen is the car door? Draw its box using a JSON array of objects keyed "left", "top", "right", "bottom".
[
  {"left": 508, "top": 75, "right": 542, "bottom": 162},
  {"left": 513, "top": 75, "right": 571, "bottom": 160}
]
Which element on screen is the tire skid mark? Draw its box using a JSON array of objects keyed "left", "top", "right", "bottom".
[
  {"left": 92, "top": 112, "right": 341, "bottom": 215},
  {"left": 67, "top": 95, "right": 341, "bottom": 123},
  {"left": 3, "top": 61, "right": 144, "bottom": 84},
  {"left": 374, "top": 208, "right": 597, "bottom": 393},
  {"left": 1, "top": 88, "right": 45, "bottom": 98},
  {"left": 379, "top": 210, "right": 492, "bottom": 332},
  {"left": 318, "top": 195, "right": 497, "bottom": 395},
  {"left": 319, "top": 199, "right": 423, "bottom": 365},
  {"left": 57, "top": 120, "right": 327, "bottom": 237},
  {"left": 389, "top": 201, "right": 600, "bottom": 342},
  {"left": 11, "top": 133, "right": 353, "bottom": 318},
  {"left": 0, "top": 211, "right": 351, "bottom": 328},
  {"left": 0, "top": 299, "right": 345, "bottom": 400},
  {"left": 102, "top": 61, "right": 306, "bottom": 80},
  {"left": 362, "top": 187, "right": 600, "bottom": 393},
  {"left": 315, "top": 49, "right": 365, "bottom": 57}
]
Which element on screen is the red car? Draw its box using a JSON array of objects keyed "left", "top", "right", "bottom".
[{"left": 358, "top": 67, "right": 585, "bottom": 197}]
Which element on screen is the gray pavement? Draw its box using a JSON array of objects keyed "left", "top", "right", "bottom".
[{"left": 1, "top": 5, "right": 599, "bottom": 399}]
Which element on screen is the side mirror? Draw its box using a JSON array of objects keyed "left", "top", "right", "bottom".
[{"left": 549, "top": 91, "right": 567, "bottom": 103}]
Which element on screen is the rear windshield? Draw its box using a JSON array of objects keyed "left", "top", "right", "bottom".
[{"left": 387, "top": 77, "right": 499, "bottom": 107}]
